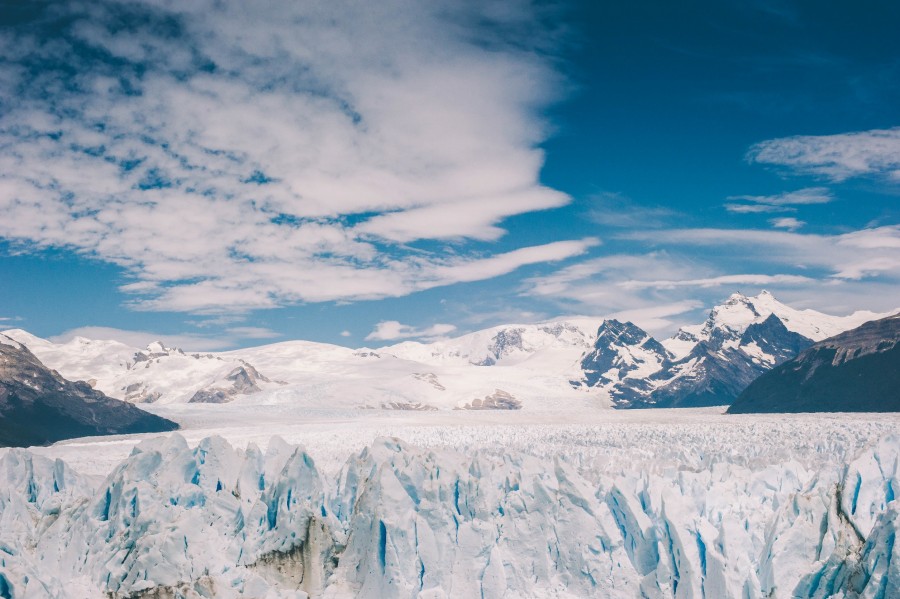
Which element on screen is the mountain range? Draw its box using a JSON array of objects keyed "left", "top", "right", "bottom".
[
  {"left": 578, "top": 291, "right": 884, "bottom": 408},
  {"left": 1, "top": 292, "right": 893, "bottom": 414}
]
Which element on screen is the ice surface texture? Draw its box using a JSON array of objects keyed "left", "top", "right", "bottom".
[{"left": 1, "top": 420, "right": 899, "bottom": 598}]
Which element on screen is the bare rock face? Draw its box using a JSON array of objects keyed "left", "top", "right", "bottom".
[
  {"left": 412, "top": 372, "right": 445, "bottom": 391},
  {"left": 189, "top": 363, "right": 271, "bottom": 404},
  {"left": 123, "top": 382, "right": 162, "bottom": 404},
  {"left": 0, "top": 334, "right": 178, "bottom": 447},
  {"left": 460, "top": 389, "right": 521, "bottom": 410}
]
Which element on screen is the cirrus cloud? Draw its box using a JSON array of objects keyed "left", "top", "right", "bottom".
[
  {"left": 748, "top": 127, "right": 900, "bottom": 181},
  {"left": 724, "top": 187, "right": 832, "bottom": 213}
]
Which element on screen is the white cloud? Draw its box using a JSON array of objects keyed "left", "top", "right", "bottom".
[
  {"left": 624, "top": 225, "right": 900, "bottom": 282},
  {"left": 339, "top": 330, "right": 351, "bottom": 338},
  {"left": 723, "top": 203, "right": 788, "bottom": 214},
  {"left": 725, "top": 187, "right": 832, "bottom": 213},
  {"left": 748, "top": 127, "right": 900, "bottom": 181},
  {"left": 619, "top": 273, "right": 815, "bottom": 290},
  {"left": 523, "top": 225, "right": 900, "bottom": 331},
  {"left": 521, "top": 252, "right": 714, "bottom": 334},
  {"left": 124, "top": 237, "right": 597, "bottom": 313},
  {"left": 365, "top": 321, "right": 457, "bottom": 342},
  {"left": 769, "top": 217, "right": 805, "bottom": 231},
  {"left": 0, "top": 0, "right": 577, "bottom": 313},
  {"left": 223, "top": 327, "right": 281, "bottom": 339}
]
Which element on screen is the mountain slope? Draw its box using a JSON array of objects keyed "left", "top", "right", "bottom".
[
  {"left": 0, "top": 334, "right": 178, "bottom": 447},
  {"left": 728, "top": 313, "right": 900, "bottom": 413}
]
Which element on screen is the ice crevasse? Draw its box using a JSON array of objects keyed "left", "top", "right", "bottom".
[{"left": 0, "top": 432, "right": 898, "bottom": 598}]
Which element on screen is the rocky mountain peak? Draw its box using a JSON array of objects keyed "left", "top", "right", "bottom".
[{"left": 580, "top": 292, "right": 825, "bottom": 408}]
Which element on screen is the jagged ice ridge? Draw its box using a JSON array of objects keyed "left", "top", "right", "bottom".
[{"left": 1, "top": 416, "right": 898, "bottom": 598}]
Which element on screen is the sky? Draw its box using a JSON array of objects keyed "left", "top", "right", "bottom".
[{"left": 1, "top": 0, "right": 898, "bottom": 350}]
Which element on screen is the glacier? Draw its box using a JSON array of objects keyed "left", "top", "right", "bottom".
[{"left": 1, "top": 413, "right": 899, "bottom": 598}]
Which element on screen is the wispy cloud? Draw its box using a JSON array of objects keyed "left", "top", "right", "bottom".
[
  {"left": 769, "top": 217, "right": 805, "bottom": 231},
  {"left": 0, "top": 316, "right": 22, "bottom": 330},
  {"left": 523, "top": 225, "right": 900, "bottom": 330},
  {"left": 365, "top": 321, "right": 457, "bottom": 343},
  {"left": 587, "top": 192, "right": 677, "bottom": 228},
  {"left": 521, "top": 252, "right": 711, "bottom": 333},
  {"left": 0, "top": 0, "right": 577, "bottom": 314},
  {"left": 724, "top": 187, "right": 832, "bottom": 213},
  {"left": 618, "top": 273, "right": 815, "bottom": 290},
  {"left": 624, "top": 225, "right": 900, "bottom": 282},
  {"left": 748, "top": 127, "right": 900, "bottom": 181}
]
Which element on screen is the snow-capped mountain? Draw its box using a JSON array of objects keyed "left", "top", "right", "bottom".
[
  {"left": 379, "top": 317, "right": 602, "bottom": 371},
  {"left": 0, "top": 334, "right": 177, "bottom": 446},
  {"left": 730, "top": 312, "right": 900, "bottom": 413},
  {"left": 2, "top": 327, "right": 607, "bottom": 412},
  {"left": 1, "top": 292, "right": 890, "bottom": 412},
  {"left": 664, "top": 290, "right": 880, "bottom": 357},
  {"left": 579, "top": 291, "right": 888, "bottom": 408}
]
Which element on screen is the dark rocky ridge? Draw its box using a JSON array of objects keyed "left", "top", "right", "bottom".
[
  {"left": 728, "top": 314, "right": 900, "bottom": 413},
  {"left": 0, "top": 335, "right": 178, "bottom": 447}
]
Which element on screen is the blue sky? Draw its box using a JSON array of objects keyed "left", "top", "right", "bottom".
[{"left": 1, "top": 0, "right": 898, "bottom": 350}]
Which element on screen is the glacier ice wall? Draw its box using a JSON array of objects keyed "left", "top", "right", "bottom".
[{"left": 1, "top": 430, "right": 899, "bottom": 598}]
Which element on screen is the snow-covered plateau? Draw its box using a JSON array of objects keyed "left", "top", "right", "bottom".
[{"left": 2, "top": 406, "right": 899, "bottom": 598}]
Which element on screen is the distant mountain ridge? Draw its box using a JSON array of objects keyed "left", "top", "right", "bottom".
[
  {"left": 728, "top": 313, "right": 900, "bottom": 413},
  {"left": 1, "top": 292, "right": 891, "bottom": 412}
]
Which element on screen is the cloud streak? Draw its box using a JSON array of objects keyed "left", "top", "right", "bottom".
[
  {"left": 0, "top": 0, "right": 577, "bottom": 313},
  {"left": 724, "top": 187, "right": 832, "bottom": 213},
  {"left": 522, "top": 225, "right": 900, "bottom": 331},
  {"left": 748, "top": 127, "right": 900, "bottom": 181},
  {"left": 623, "top": 226, "right": 900, "bottom": 280}
]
